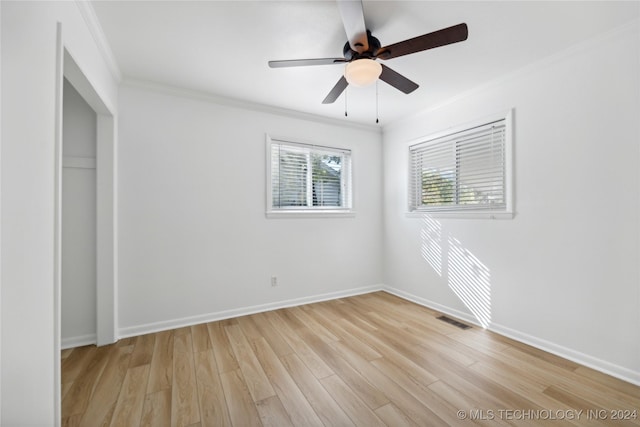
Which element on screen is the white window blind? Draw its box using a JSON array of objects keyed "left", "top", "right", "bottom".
[
  {"left": 409, "top": 118, "right": 508, "bottom": 214},
  {"left": 269, "top": 138, "right": 352, "bottom": 213}
]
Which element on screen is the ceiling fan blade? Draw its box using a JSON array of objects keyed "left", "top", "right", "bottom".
[
  {"left": 269, "top": 58, "right": 347, "bottom": 68},
  {"left": 379, "top": 64, "right": 419, "bottom": 94},
  {"left": 322, "top": 76, "right": 349, "bottom": 104},
  {"left": 376, "top": 23, "right": 468, "bottom": 60},
  {"left": 337, "top": 0, "right": 369, "bottom": 53}
]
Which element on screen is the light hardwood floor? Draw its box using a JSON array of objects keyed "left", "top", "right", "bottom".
[{"left": 61, "top": 291, "right": 640, "bottom": 426}]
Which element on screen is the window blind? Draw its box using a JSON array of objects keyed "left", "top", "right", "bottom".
[
  {"left": 409, "top": 119, "right": 507, "bottom": 212},
  {"left": 271, "top": 140, "right": 352, "bottom": 210}
]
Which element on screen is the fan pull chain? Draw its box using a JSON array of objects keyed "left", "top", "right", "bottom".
[
  {"left": 376, "top": 80, "right": 379, "bottom": 124},
  {"left": 344, "top": 87, "right": 348, "bottom": 117}
]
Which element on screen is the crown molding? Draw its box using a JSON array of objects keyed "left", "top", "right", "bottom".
[
  {"left": 75, "top": 0, "right": 122, "bottom": 83},
  {"left": 121, "top": 77, "right": 382, "bottom": 134}
]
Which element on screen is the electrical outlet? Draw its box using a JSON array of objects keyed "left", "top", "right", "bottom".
[{"left": 270, "top": 276, "right": 278, "bottom": 287}]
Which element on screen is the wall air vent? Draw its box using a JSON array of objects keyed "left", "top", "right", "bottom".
[{"left": 437, "top": 315, "right": 471, "bottom": 330}]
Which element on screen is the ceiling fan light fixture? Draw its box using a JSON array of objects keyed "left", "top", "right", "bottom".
[{"left": 344, "top": 59, "right": 382, "bottom": 87}]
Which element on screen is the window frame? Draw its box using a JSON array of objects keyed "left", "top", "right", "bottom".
[
  {"left": 406, "top": 110, "right": 514, "bottom": 219},
  {"left": 266, "top": 135, "right": 355, "bottom": 218}
]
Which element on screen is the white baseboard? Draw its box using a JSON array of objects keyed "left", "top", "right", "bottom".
[
  {"left": 115, "top": 282, "right": 639, "bottom": 386},
  {"left": 383, "top": 285, "right": 640, "bottom": 387},
  {"left": 118, "top": 284, "right": 384, "bottom": 339},
  {"left": 489, "top": 322, "right": 640, "bottom": 387},
  {"left": 61, "top": 333, "right": 97, "bottom": 350}
]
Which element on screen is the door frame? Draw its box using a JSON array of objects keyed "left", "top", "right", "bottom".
[{"left": 54, "top": 23, "right": 118, "bottom": 423}]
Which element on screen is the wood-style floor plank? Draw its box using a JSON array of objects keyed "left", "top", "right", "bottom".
[
  {"left": 110, "top": 364, "right": 151, "bottom": 427},
  {"left": 319, "top": 374, "right": 387, "bottom": 427},
  {"left": 62, "top": 292, "right": 640, "bottom": 427},
  {"left": 250, "top": 337, "right": 324, "bottom": 426},
  {"left": 147, "top": 330, "right": 174, "bottom": 394},
  {"left": 279, "top": 352, "right": 356, "bottom": 427},
  {"left": 206, "top": 321, "right": 239, "bottom": 374},
  {"left": 62, "top": 414, "right": 82, "bottom": 427},
  {"left": 63, "top": 345, "right": 114, "bottom": 418},
  {"left": 249, "top": 312, "right": 294, "bottom": 357},
  {"left": 61, "top": 381, "right": 74, "bottom": 401},
  {"left": 62, "top": 345, "right": 110, "bottom": 416},
  {"left": 297, "top": 325, "right": 390, "bottom": 410},
  {"left": 574, "top": 365, "right": 640, "bottom": 398},
  {"left": 306, "top": 306, "right": 383, "bottom": 361},
  {"left": 190, "top": 323, "right": 212, "bottom": 353},
  {"left": 288, "top": 305, "right": 340, "bottom": 343},
  {"left": 219, "top": 369, "right": 263, "bottom": 427},
  {"left": 61, "top": 345, "right": 95, "bottom": 383},
  {"left": 264, "top": 309, "right": 334, "bottom": 379},
  {"left": 193, "top": 350, "right": 232, "bottom": 427},
  {"left": 130, "top": 333, "right": 156, "bottom": 368},
  {"left": 374, "top": 403, "right": 419, "bottom": 427},
  {"left": 331, "top": 339, "right": 450, "bottom": 427},
  {"left": 224, "top": 323, "right": 276, "bottom": 402},
  {"left": 80, "top": 345, "right": 134, "bottom": 427},
  {"left": 171, "top": 332, "right": 200, "bottom": 427},
  {"left": 140, "top": 390, "right": 171, "bottom": 427},
  {"left": 236, "top": 315, "right": 264, "bottom": 342},
  {"left": 255, "top": 396, "right": 294, "bottom": 427}
]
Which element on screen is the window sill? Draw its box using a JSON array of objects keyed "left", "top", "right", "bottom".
[
  {"left": 266, "top": 210, "right": 356, "bottom": 219},
  {"left": 405, "top": 211, "right": 514, "bottom": 220}
]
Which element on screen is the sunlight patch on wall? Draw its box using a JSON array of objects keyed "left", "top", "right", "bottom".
[
  {"left": 418, "top": 214, "right": 492, "bottom": 327},
  {"left": 447, "top": 236, "right": 492, "bottom": 328},
  {"left": 420, "top": 215, "right": 443, "bottom": 276}
]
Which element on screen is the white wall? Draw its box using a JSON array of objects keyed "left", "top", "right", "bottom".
[
  {"left": 382, "top": 21, "right": 640, "bottom": 383},
  {"left": 0, "top": 3, "right": 3, "bottom": 421},
  {"left": 117, "top": 83, "right": 383, "bottom": 335},
  {"left": 62, "top": 78, "right": 97, "bottom": 348},
  {"left": 1, "top": 1, "right": 118, "bottom": 424},
  {"left": 1, "top": 3, "right": 637, "bottom": 424}
]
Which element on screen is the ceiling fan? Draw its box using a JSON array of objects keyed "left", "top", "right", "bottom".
[{"left": 268, "top": 0, "right": 468, "bottom": 104}]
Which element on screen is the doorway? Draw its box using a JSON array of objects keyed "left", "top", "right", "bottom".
[
  {"left": 55, "top": 33, "right": 119, "bottom": 423},
  {"left": 61, "top": 78, "right": 98, "bottom": 348},
  {"left": 57, "top": 48, "right": 118, "bottom": 348}
]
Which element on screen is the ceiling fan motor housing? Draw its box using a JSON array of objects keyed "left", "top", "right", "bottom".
[
  {"left": 267, "top": 0, "right": 468, "bottom": 105},
  {"left": 343, "top": 30, "right": 381, "bottom": 61}
]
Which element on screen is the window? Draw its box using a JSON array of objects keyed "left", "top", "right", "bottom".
[
  {"left": 267, "top": 136, "right": 353, "bottom": 217},
  {"left": 408, "top": 111, "right": 513, "bottom": 218}
]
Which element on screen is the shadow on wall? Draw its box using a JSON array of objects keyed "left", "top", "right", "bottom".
[{"left": 421, "top": 215, "right": 492, "bottom": 328}]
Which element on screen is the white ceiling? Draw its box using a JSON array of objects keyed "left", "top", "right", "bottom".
[{"left": 91, "top": 1, "right": 639, "bottom": 126}]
